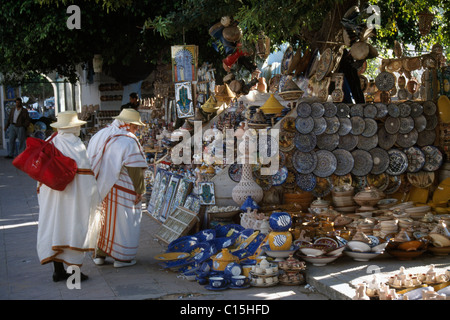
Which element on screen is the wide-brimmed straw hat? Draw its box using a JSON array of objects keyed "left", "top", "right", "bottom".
[
  {"left": 113, "top": 108, "right": 145, "bottom": 126},
  {"left": 50, "top": 111, "right": 87, "bottom": 128}
]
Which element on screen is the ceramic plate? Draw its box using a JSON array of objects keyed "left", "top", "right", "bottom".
[
  {"left": 296, "top": 116, "right": 315, "bottom": 134},
  {"left": 350, "top": 116, "right": 365, "bottom": 135},
  {"left": 154, "top": 252, "right": 191, "bottom": 261},
  {"left": 388, "top": 103, "right": 400, "bottom": 117},
  {"left": 410, "top": 102, "right": 423, "bottom": 118},
  {"left": 404, "top": 146, "right": 425, "bottom": 173},
  {"left": 332, "top": 149, "right": 354, "bottom": 176},
  {"left": 310, "top": 102, "right": 325, "bottom": 118},
  {"left": 378, "top": 127, "right": 397, "bottom": 150},
  {"left": 363, "top": 104, "right": 378, "bottom": 118},
  {"left": 384, "top": 175, "right": 402, "bottom": 194},
  {"left": 362, "top": 118, "right": 378, "bottom": 137},
  {"left": 350, "top": 104, "right": 364, "bottom": 117},
  {"left": 338, "top": 117, "right": 352, "bottom": 136},
  {"left": 228, "top": 163, "right": 243, "bottom": 182},
  {"left": 34, "top": 121, "right": 47, "bottom": 132},
  {"left": 284, "top": 169, "right": 297, "bottom": 188},
  {"left": 357, "top": 135, "right": 378, "bottom": 151},
  {"left": 414, "top": 115, "right": 427, "bottom": 132},
  {"left": 296, "top": 173, "right": 317, "bottom": 192},
  {"left": 352, "top": 175, "right": 368, "bottom": 193},
  {"left": 396, "top": 129, "right": 418, "bottom": 148},
  {"left": 331, "top": 173, "right": 352, "bottom": 187},
  {"left": 398, "top": 116, "right": 414, "bottom": 134},
  {"left": 313, "top": 117, "right": 327, "bottom": 135},
  {"left": 424, "top": 114, "right": 438, "bottom": 130},
  {"left": 316, "top": 48, "right": 333, "bottom": 81},
  {"left": 293, "top": 150, "right": 317, "bottom": 174},
  {"left": 423, "top": 101, "right": 437, "bottom": 116},
  {"left": 421, "top": 145, "right": 443, "bottom": 172},
  {"left": 324, "top": 116, "right": 340, "bottom": 134},
  {"left": 340, "top": 134, "right": 359, "bottom": 151},
  {"left": 279, "top": 131, "right": 295, "bottom": 152},
  {"left": 313, "top": 150, "right": 337, "bottom": 177},
  {"left": 386, "top": 149, "right": 409, "bottom": 176},
  {"left": 407, "top": 171, "right": 435, "bottom": 188},
  {"left": 399, "top": 103, "right": 411, "bottom": 117},
  {"left": 385, "top": 116, "right": 400, "bottom": 134},
  {"left": 375, "top": 71, "right": 396, "bottom": 91},
  {"left": 272, "top": 166, "right": 289, "bottom": 186},
  {"left": 367, "top": 173, "right": 389, "bottom": 191},
  {"left": 336, "top": 103, "right": 350, "bottom": 118},
  {"left": 294, "top": 133, "right": 316, "bottom": 152},
  {"left": 297, "top": 102, "right": 312, "bottom": 118},
  {"left": 369, "top": 147, "right": 390, "bottom": 175},
  {"left": 351, "top": 149, "right": 373, "bottom": 176},
  {"left": 416, "top": 129, "right": 436, "bottom": 147},
  {"left": 280, "top": 116, "right": 297, "bottom": 133},
  {"left": 323, "top": 102, "right": 337, "bottom": 117},
  {"left": 375, "top": 103, "right": 388, "bottom": 118},
  {"left": 317, "top": 133, "right": 339, "bottom": 151},
  {"left": 312, "top": 177, "right": 333, "bottom": 197}
]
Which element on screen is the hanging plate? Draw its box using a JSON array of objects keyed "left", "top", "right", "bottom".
[
  {"left": 369, "top": 147, "right": 390, "bottom": 175},
  {"left": 296, "top": 173, "right": 317, "bottom": 192},
  {"left": 336, "top": 103, "right": 350, "bottom": 118},
  {"left": 375, "top": 103, "right": 388, "bottom": 119},
  {"left": 297, "top": 102, "right": 312, "bottom": 118},
  {"left": 340, "top": 134, "right": 359, "bottom": 151},
  {"left": 310, "top": 102, "right": 325, "bottom": 118},
  {"left": 338, "top": 117, "right": 352, "bottom": 136},
  {"left": 398, "top": 116, "right": 415, "bottom": 134},
  {"left": 367, "top": 173, "right": 389, "bottom": 191},
  {"left": 228, "top": 163, "right": 243, "bottom": 182},
  {"left": 316, "top": 48, "right": 334, "bottom": 81},
  {"left": 424, "top": 114, "right": 438, "bottom": 130},
  {"left": 323, "top": 102, "right": 337, "bottom": 117},
  {"left": 416, "top": 129, "right": 436, "bottom": 147},
  {"left": 386, "top": 149, "right": 409, "bottom": 176},
  {"left": 407, "top": 171, "right": 435, "bottom": 188},
  {"left": 272, "top": 166, "right": 289, "bottom": 186},
  {"left": 294, "top": 133, "right": 317, "bottom": 152},
  {"left": 350, "top": 104, "right": 365, "bottom": 117},
  {"left": 296, "top": 116, "right": 315, "bottom": 134},
  {"left": 313, "top": 150, "right": 337, "bottom": 177},
  {"left": 421, "top": 145, "right": 443, "bottom": 172},
  {"left": 324, "top": 116, "right": 340, "bottom": 134},
  {"left": 363, "top": 104, "right": 378, "bottom": 118},
  {"left": 351, "top": 149, "right": 373, "bottom": 176},
  {"left": 362, "top": 118, "right": 378, "bottom": 137},
  {"left": 396, "top": 129, "right": 418, "bottom": 148},
  {"left": 375, "top": 71, "right": 396, "bottom": 91},
  {"left": 378, "top": 127, "right": 397, "bottom": 150},
  {"left": 404, "top": 146, "right": 426, "bottom": 173},
  {"left": 384, "top": 175, "right": 402, "bottom": 195},
  {"left": 317, "top": 133, "right": 340, "bottom": 151},
  {"left": 357, "top": 135, "right": 378, "bottom": 151},
  {"left": 293, "top": 150, "right": 318, "bottom": 174},
  {"left": 332, "top": 149, "right": 354, "bottom": 176},
  {"left": 280, "top": 116, "right": 297, "bottom": 133},
  {"left": 423, "top": 101, "right": 437, "bottom": 116},
  {"left": 387, "top": 103, "right": 400, "bottom": 117},
  {"left": 351, "top": 116, "right": 365, "bottom": 135},
  {"left": 313, "top": 117, "right": 327, "bottom": 135},
  {"left": 385, "top": 116, "right": 400, "bottom": 134},
  {"left": 414, "top": 115, "right": 427, "bottom": 132},
  {"left": 410, "top": 102, "right": 424, "bottom": 118},
  {"left": 399, "top": 103, "right": 411, "bottom": 117},
  {"left": 312, "top": 177, "right": 333, "bottom": 197}
]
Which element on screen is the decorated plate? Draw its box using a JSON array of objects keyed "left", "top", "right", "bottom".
[
  {"left": 297, "top": 102, "right": 312, "bottom": 118},
  {"left": 399, "top": 103, "right": 411, "bottom": 117},
  {"left": 375, "top": 71, "right": 396, "bottom": 91},
  {"left": 331, "top": 173, "right": 352, "bottom": 187},
  {"left": 367, "top": 173, "right": 389, "bottom": 191},
  {"left": 228, "top": 163, "right": 243, "bottom": 182},
  {"left": 387, "top": 103, "right": 400, "bottom": 118},
  {"left": 323, "top": 102, "right": 337, "bottom": 117},
  {"left": 332, "top": 149, "right": 354, "bottom": 176},
  {"left": 314, "top": 237, "right": 339, "bottom": 249},
  {"left": 255, "top": 176, "right": 273, "bottom": 191},
  {"left": 294, "top": 133, "right": 316, "bottom": 152},
  {"left": 396, "top": 129, "right": 418, "bottom": 148},
  {"left": 421, "top": 145, "right": 443, "bottom": 172},
  {"left": 310, "top": 102, "right": 325, "bottom": 118},
  {"left": 312, "top": 177, "right": 333, "bottom": 197},
  {"left": 410, "top": 102, "right": 423, "bottom": 117},
  {"left": 336, "top": 103, "right": 350, "bottom": 118},
  {"left": 351, "top": 149, "right": 373, "bottom": 176},
  {"left": 352, "top": 175, "right": 368, "bottom": 193},
  {"left": 272, "top": 166, "right": 289, "bottom": 186},
  {"left": 362, "top": 118, "right": 378, "bottom": 137},
  {"left": 424, "top": 114, "right": 438, "bottom": 130},
  {"left": 378, "top": 127, "right": 397, "bottom": 150},
  {"left": 279, "top": 131, "right": 296, "bottom": 152},
  {"left": 386, "top": 149, "right": 409, "bottom": 176},
  {"left": 313, "top": 150, "right": 337, "bottom": 177},
  {"left": 154, "top": 252, "right": 191, "bottom": 261},
  {"left": 398, "top": 116, "right": 415, "bottom": 134},
  {"left": 340, "top": 134, "right": 359, "bottom": 151},
  {"left": 397, "top": 88, "right": 408, "bottom": 100},
  {"left": 363, "top": 104, "right": 378, "bottom": 118},
  {"left": 350, "top": 116, "right": 365, "bottom": 135},
  {"left": 385, "top": 116, "right": 400, "bottom": 134},
  {"left": 350, "top": 104, "right": 365, "bottom": 117},
  {"left": 357, "top": 135, "right": 378, "bottom": 151},
  {"left": 313, "top": 117, "right": 327, "bottom": 135},
  {"left": 375, "top": 103, "right": 388, "bottom": 118},
  {"left": 407, "top": 171, "right": 435, "bottom": 188},
  {"left": 296, "top": 116, "right": 315, "bottom": 134},
  {"left": 404, "top": 146, "right": 426, "bottom": 173},
  {"left": 284, "top": 168, "right": 297, "bottom": 188},
  {"left": 293, "top": 150, "right": 317, "bottom": 174},
  {"left": 384, "top": 175, "right": 402, "bottom": 195},
  {"left": 369, "top": 147, "right": 390, "bottom": 175},
  {"left": 280, "top": 116, "right": 297, "bottom": 133},
  {"left": 414, "top": 115, "right": 427, "bottom": 132},
  {"left": 317, "top": 133, "right": 339, "bottom": 151},
  {"left": 34, "top": 121, "right": 47, "bottom": 132},
  {"left": 316, "top": 48, "right": 334, "bottom": 81},
  {"left": 324, "top": 116, "right": 340, "bottom": 134},
  {"left": 296, "top": 173, "right": 317, "bottom": 192},
  {"left": 423, "top": 101, "right": 437, "bottom": 116},
  {"left": 281, "top": 46, "right": 295, "bottom": 74},
  {"left": 416, "top": 129, "right": 436, "bottom": 147},
  {"left": 338, "top": 117, "right": 352, "bottom": 136}
]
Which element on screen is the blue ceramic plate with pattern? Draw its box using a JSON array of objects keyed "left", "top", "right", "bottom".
[
  {"left": 323, "top": 102, "right": 337, "bottom": 117},
  {"left": 338, "top": 117, "right": 352, "bottom": 136},
  {"left": 386, "top": 149, "right": 409, "bottom": 176},
  {"left": 339, "top": 134, "right": 359, "bottom": 151},
  {"left": 336, "top": 103, "right": 350, "bottom": 118},
  {"left": 350, "top": 116, "right": 365, "bottom": 135},
  {"left": 369, "top": 147, "right": 390, "bottom": 175},
  {"left": 396, "top": 129, "right": 418, "bottom": 148},
  {"left": 324, "top": 116, "right": 340, "bottom": 134},
  {"left": 388, "top": 103, "right": 400, "bottom": 117},
  {"left": 293, "top": 150, "right": 317, "bottom": 174},
  {"left": 421, "top": 145, "right": 443, "bottom": 172},
  {"left": 350, "top": 104, "right": 364, "bottom": 117},
  {"left": 297, "top": 102, "right": 312, "bottom": 117},
  {"left": 317, "top": 133, "right": 339, "bottom": 151},
  {"left": 272, "top": 166, "right": 289, "bottom": 186},
  {"left": 296, "top": 116, "right": 315, "bottom": 134},
  {"left": 404, "top": 146, "right": 425, "bottom": 173},
  {"left": 399, "top": 116, "right": 414, "bottom": 134},
  {"left": 399, "top": 103, "right": 411, "bottom": 117},
  {"left": 228, "top": 163, "right": 243, "bottom": 182},
  {"left": 351, "top": 149, "right": 373, "bottom": 176},
  {"left": 313, "top": 150, "right": 337, "bottom": 178},
  {"left": 294, "top": 133, "right": 316, "bottom": 152},
  {"left": 313, "top": 117, "right": 327, "bottom": 135},
  {"left": 375, "top": 103, "right": 388, "bottom": 119},
  {"left": 332, "top": 149, "right": 354, "bottom": 176},
  {"left": 296, "top": 173, "right": 317, "bottom": 191},
  {"left": 363, "top": 104, "right": 378, "bottom": 118},
  {"left": 310, "top": 102, "right": 325, "bottom": 118}
]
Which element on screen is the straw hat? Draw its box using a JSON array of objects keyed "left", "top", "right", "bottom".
[
  {"left": 350, "top": 41, "right": 369, "bottom": 61},
  {"left": 50, "top": 111, "right": 87, "bottom": 128},
  {"left": 113, "top": 108, "right": 145, "bottom": 126},
  {"left": 222, "top": 25, "right": 242, "bottom": 42}
]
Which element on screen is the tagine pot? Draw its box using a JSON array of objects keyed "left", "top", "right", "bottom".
[
  {"left": 353, "top": 187, "right": 384, "bottom": 212},
  {"left": 211, "top": 248, "right": 240, "bottom": 271},
  {"left": 268, "top": 230, "right": 293, "bottom": 251}
]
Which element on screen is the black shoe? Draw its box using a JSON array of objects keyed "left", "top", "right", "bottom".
[{"left": 52, "top": 271, "right": 70, "bottom": 282}]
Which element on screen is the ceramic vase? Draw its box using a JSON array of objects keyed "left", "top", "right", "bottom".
[
  {"left": 268, "top": 231, "right": 293, "bottom": 251},
  {"left": 269, "top": 211, "right": 292, "bottom": 231}
]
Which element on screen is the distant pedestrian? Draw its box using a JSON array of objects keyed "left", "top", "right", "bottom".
[
  {"left": 4, "top": 98, "right": 31, "bottom": 158},
  {"left": 120, "top": 92, "right": 140, "bottom": 110},
  {"left": 87, "top": 108, "right": 147, "bottom": 268},
  {"left": 37, "top": 111, "right": 103, "bottom": 282}
]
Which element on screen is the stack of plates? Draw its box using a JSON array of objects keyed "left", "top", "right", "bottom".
[{"left": 404, "top": 205, "right": 431, "bottom": 220}]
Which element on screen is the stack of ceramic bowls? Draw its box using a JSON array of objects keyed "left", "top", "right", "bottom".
[
  {"left": 405, "top": 205, "right": 431, "bottom": 220},
  {"left": 379, "top": 219, "right": 398, "bottom": 238},
  {"left": 332, "top": 186, "right": 357, "bottom": 213}
]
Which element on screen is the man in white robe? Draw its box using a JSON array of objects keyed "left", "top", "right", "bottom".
[
  {"left": 87, "top": 109, "right": 147, "bottom": 268},
  {"left": 37, "top": 111, "right": 102, "bottom": 282}
]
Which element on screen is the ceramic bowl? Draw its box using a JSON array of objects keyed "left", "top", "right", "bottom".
[
  {"left": 346, "top": 240, "right": 372, "bottom": 253},
  {"left": 326, "top": 246, "right": 346, "bottom": 256},
  {"left": 344, "top": 250, "right": 384, "bottom": 261},
  {"left": 377, "top": 198, "right": 398, "bottom": 209},
  {"left": 397, "top": 240, "right": 424, "bottom": 251},
  {"left": 299, "top": 247, "right": 326, "bottom": 257},
  {"left": 386, "top": 249, "right": 426, "bottom": 260},
  {"left": 262, "top": 245, "right": 299, "bottom": 259},
  {"left": 224, "top": 262, "right": 242, "bottom": 277},
  {"left": 371, "top": 242, "right": 389, "bottom": 253},
  {"left": 428, "top": 246, "right": 450, "bottom": 256},
  {"left": 429, "top": 233, "right": 450, "bottom": 247},
  {"left": 297, "top": 254, "right": 342, "bottom": 266}
]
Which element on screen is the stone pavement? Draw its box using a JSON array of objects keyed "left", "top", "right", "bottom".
[{"left": 1, "top": 149, "right": 449, "bottom": 302}]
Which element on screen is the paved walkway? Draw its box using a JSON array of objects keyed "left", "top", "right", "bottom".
[{"left": 1, "top": 149, "right": 449, "bottom": 302}]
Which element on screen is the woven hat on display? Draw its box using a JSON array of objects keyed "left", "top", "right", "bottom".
[
  {"left": 222, "top": 25, "right": 242, "bottom": 43},
  {"left": 349, "top": 41, "right": 369, "bottom": 61},
  {"left": 113, "top": 108, "right": 145, "bottom": 126},
  {"left": 50, "top": 111, "right": 87, "bottom": 128}
]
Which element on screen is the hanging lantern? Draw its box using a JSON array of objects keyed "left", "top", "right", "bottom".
[
  {"left": 256, "top": 31, "right": 271, "bottom": 60},
  {"left": 418, "top": 9, "right": 434, "bottom": 36},
  {"left": 93, "top": 54, "right": 103, "bottom": 73}
]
